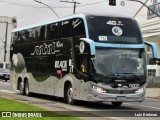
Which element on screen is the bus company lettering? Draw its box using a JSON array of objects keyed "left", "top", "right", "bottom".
[
  {"left": 31, "top": 41, "right": 63, "bottom": 56},
  {"left": 55, "top": 61, "right": 67, "bottom": 71}
]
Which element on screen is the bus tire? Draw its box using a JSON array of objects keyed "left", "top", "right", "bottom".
[
  {"left": 19, "top": 80, "right": 24, "bottom": 95},
  {"left": 66, "top": 85, "right": 75, "bottom": 105},
  {"left": 111, "top": 102, "right": 123, "bottom": 107},
  {"left": 24, "top": 80, "right": 30, "bottom": 96}
]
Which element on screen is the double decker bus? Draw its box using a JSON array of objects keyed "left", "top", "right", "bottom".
[{"left": 10, "top": 14, "right": 158, "bottom": 106}]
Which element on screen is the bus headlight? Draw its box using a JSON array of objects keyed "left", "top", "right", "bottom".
[
  {"left": 135, "top": 86, "right": 145, "bottom": 94},
  {"left": 91, "top": 84, "right": 106, "bottom": 93}
]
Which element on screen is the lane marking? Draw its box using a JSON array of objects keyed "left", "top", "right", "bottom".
[
  {"left": 0, "top": 89, "right": 17, "bottom": 93},
  {"left": 0, "top": 81, "right": 10, "bottom": 85},
  {"left": 124, "top": 103, "right": 160, "bottom": 110},
  {"left": 146, "top": 97, "right": 160, "bottom": 101}
]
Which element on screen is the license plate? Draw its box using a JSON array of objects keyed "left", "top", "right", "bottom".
[{"left": 116, "top": 96, "right": 126, "bottom": 101}]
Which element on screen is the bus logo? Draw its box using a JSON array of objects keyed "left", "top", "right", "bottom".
[
  {"left": 112, "top": 26, "right": 123, "bottom": 36},
  {"left": 80, "top": 41, "right": 85, "bottom": 53}
]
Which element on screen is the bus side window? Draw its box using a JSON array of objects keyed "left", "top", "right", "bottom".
[
  {"left": 40, "top": 26, "right": 45, "bottom": 41},
  {"left": 75, "top": 55, "right": 88, "bottom": 73},
  {"left": 12, "top": 32, "right": 18, "bottom": 44},
  {"left": 47, "top": 23, "right": 58, "bottom": 40},
  {"left": 24, "top": 30, "right": 30, "bottom": 41},
  {"left": 21, "top": 31, "right": 26, "bottom": 41},
  {"left": 59, "top": 20, "right": 72, "bottom": 38},
  {"left": 17, "top": 31, "right": 22, "bottom": 44},
  {"left": 34, "top": 27, "right": 40, "bottom": 41},
  {"left": 72, "top": 18, "right": 86, "bottom": 37}
]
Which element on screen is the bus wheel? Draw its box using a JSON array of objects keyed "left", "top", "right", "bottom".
[
  {"left": 66, "top": 85, "right": 75, "bottom": 105},
  {"left": 24, "top": 80, "right": 30, "bottom": 96},
  {"left": 19, "top": 81, "right": 24, "bottom": 95},
  {"left": 111, "top": 102, "right": 123, "bottom": 107}
]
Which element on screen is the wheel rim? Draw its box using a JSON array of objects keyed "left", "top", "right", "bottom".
[
  {"left": 19, "top": 82, "right": 23, "bottom": 94},
  {"left": 25, "top": 82, "right": 29, "bottom": 95},
  {"left": 67, "top": 88, "right": 73, "bottom": 103}
]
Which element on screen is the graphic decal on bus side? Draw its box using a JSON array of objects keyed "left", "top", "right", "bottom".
[
  {"left": 54, "top": 59, "right": 73, "bottom": 72},
  {"left": 11, "top": 53, "right": 26, "bottom": 73},
  {"left": 55, "top": 61, "right": 67, "bottom": 71},
  {"left": 72, "top": 19, "right": 81, "bottom": 28},
  {"left": 12, "top": 54, "right": 18, "bottom": 67},
  {"left": 31, "top": 41, "right": 63, "bottom": 56}
]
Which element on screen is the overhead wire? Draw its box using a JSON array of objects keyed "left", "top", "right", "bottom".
[
  {"left": 0, "top": 0, "right": 153, "bottom": 25},
  {"left": 0, "top": 0, "right": 107, "bottom": 9},
  {"left": 6, "top": 0, "right": 108, "bottom": 22},
  {"left": 0, "top": 0, "right": 44, "bottom": 8},
  {"left": 77, "top": 0, "right": 106, "bottom": 7}
]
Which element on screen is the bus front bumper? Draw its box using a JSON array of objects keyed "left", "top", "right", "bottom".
[{"left": 87, "top": 88, "right": 145, "bottom": 102}]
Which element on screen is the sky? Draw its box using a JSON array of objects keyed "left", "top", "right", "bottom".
[{"left": 0, "top": 0, "right": 147, "bottom": 27}]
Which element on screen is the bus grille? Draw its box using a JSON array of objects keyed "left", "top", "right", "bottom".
[{"left": 106, "top": 90, "right": 135, "bottom": 94}]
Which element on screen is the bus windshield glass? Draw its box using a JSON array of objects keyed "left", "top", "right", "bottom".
[
  {"left": 86, "top": 16, "right": 143, "bottom": 44},
  {"left": 92, "top": 48, "right": 145, "bottom": 77}
]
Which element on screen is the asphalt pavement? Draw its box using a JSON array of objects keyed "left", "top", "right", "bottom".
[{"left": 0, "top": 80, "right": 160, "bottom": 120}]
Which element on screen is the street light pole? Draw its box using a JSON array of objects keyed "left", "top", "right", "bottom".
[{"left": 34, "top": 0, "right": 59, "bottom": 18}]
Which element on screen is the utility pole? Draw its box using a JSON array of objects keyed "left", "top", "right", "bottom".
[
  {"left": 4, "top": 22, "right": 8, "bottom": 62},
  {"left": 0, "top": 21, "right": 8, "bottom": 63},
  {"left": 60, "top": 0, "right": 81, "bottom": 14}
]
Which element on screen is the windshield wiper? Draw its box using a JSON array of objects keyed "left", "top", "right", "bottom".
[
  {"left": 90, "top": 73, "right": 104, "bottom": 78},
  {"left": 90, "top": 73, "right": 116, "bottom": 80}
]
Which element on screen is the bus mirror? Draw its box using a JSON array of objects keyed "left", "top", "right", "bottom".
[
  {"left": 144, "top": 42, "right": 158, "bottom": 59},
  {"left": 80, "top": 38, "right": 95, "bottom": 55}
]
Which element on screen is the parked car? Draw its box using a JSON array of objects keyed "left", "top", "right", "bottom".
[{"left": 0, "top": 68, "right": 10, "bottom": 81}]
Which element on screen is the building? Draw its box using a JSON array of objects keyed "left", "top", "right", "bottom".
[
  {"left": 135, "top": 0, "right": 160, "bottom": 87},
  {"left": 0, "top": 16, "right": 17, "bottom": 65}
]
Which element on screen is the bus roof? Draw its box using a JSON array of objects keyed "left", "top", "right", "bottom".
[{"left": 12, "top": 13, "right": 133, "bottom": 32}]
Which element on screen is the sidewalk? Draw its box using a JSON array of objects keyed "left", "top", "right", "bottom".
[{"left": 146, "top": 88, "right": 160, "bottom": 99}]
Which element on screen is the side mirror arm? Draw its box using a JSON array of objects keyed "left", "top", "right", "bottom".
[
  {"left": 144, "top": 41, "right": 159, "bottom": 59},
  {"left": 80, "top": 38, "right": 95, "bottom": 55}
]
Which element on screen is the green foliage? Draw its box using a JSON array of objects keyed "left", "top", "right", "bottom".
[{"left": 0, "top": 97, "right": 80, "bottom": 120}]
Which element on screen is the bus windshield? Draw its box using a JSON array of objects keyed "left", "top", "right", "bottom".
[
  {"left": 92, "top": 48, "right": 145, "bottom": 77},
  {"left": 86, "top": 16, "right": 143, "bottom": 44}
]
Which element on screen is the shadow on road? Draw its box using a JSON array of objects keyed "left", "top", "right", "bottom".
[{"left": 19, "top": 93, "right": 139, "bottom": 110}]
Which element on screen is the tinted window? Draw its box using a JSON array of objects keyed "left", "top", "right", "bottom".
[
  {"left": 40, "top": 26, "right": 46, "bottom": 41},
  {"left": 59, "top": 20, "right": 72, "bottom": 38},
  {"left": 47, "top": 23, "right": 59, "bottom": 40},
  {"left": 72, "top": 18, "right": 86, "bottom": 37},
  {"left": 87, "top": 16, "right": 143, "bottom": 44}
]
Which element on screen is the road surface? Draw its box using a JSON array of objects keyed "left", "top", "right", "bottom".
[{"left": 0, "top": 80, "right": 160, "bottom": 120}]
